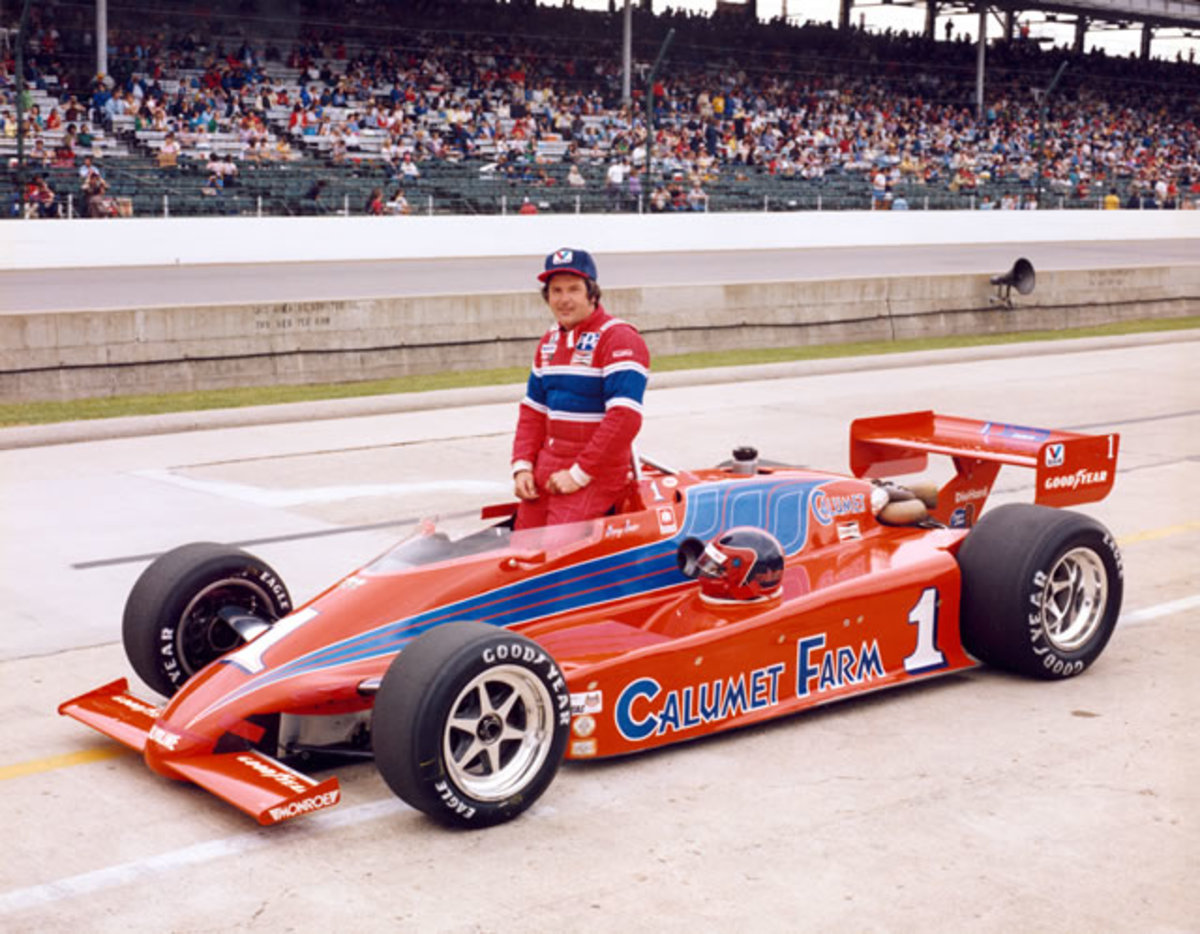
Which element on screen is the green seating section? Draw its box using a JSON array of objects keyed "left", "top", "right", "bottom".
[{"left": 9, "top": 151, "right": 1150, "bottom": 219}]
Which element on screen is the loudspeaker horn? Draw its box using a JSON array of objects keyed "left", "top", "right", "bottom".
[{"left": 990, "top": 257, "right": 1035, "bottom": 307}]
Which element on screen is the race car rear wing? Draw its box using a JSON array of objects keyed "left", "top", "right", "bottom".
[{"left": 849, "top": 411, "right": 1119, "bottom": 526}]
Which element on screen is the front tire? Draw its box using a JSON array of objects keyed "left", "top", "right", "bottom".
[
  {"left": 372, "top": 622, "right": 570, "bottom": 828},
  {"left": 958, "top": 504, "right": 1123, "bottom": 679},
  {"left": 122, "top": 543, "right": 292, "bottom": 697}
]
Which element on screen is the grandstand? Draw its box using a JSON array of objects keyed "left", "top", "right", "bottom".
[{"left": 4, "top": 0, "right": 1198, "bottom": 218}]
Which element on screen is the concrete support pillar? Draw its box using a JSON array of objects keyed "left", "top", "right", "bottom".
[
  {"left": 1141, "top": 22, "right": 1153, "bottom": 60},
  {"left": 622, "top": 0, "right": 632, "bottom": 108},
  {"left": 976, "top": 4, "right": 986, "bottom": 122},
  {"left": 96, "top": 0, "right": 108, "bottom": 78},
  {"left": 1073, "top": 17, "right": 1088, "bottom": 54},
  {"left": 925, "top": 0, "right": 938, "bottom": 40},
  {"left": 840, "top": 0, "right": 852, "bottom": 30}
]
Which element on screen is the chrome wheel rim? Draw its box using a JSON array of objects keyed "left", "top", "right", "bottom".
[
  {"left": 443, "top": 664, "right": 555, "bottom": 803},
  {"left": 177, "top": 577, "right": 275, "bottom": 676},
  {"left": 1038, "top": 547, "right": 1108, "bottom": 652}
]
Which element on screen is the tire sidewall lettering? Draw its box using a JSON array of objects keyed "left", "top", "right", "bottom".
[
  {"left": 958, "top": 505, "right": 1122, "bottom": 681},
  {"left": 258, "top": 568, "right": 292, "bottom": 613},
  {"left": 1024, "top": 531, "right": 1118, "bottom": 677},
  {"left": 479, "top": 641, "right": 570, "bottom": 726},
  {"left": 126, "top": 547, "right": 290, "bottom": 698},
  {"left": 417, "top": 633, "right": 569, "bottom": 821}
]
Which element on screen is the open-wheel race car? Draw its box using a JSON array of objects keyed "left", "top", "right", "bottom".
[{"left": 60, "top": 411, "right": 1124, "bottom": 828}]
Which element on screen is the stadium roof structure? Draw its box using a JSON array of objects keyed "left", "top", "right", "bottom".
[
  {"left": 839, "top": 0, "right": 1200, "bottom": 44},
  {"left": 827, "top": 0, "right": 1200, "bottom": 80},
  {"left": 988, "top": 0, "right": 1200, "bottom": 29}
]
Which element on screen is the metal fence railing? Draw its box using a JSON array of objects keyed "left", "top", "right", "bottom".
[{"left": 6, "top": 157, "right": 1190, "bottom": 220}]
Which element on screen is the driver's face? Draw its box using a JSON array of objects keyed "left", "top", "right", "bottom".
[{"left": 545, "top": 274, "right": 594, "bottom": 331}]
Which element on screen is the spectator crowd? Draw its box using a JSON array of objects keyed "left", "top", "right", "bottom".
[{"left": 3, "top": 0, "right": 1199, "bottom": 216}]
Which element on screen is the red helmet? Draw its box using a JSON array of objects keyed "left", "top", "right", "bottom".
[{"left": 678, "top": 527, "right": 785, "bottom": 603}]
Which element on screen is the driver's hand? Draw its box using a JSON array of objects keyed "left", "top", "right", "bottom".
[
  {"left": 514, "top": 470, "right": 539, "bottom": 500},
  {"left": 546, "top": 469, "right": 583, "bottom": 496}
]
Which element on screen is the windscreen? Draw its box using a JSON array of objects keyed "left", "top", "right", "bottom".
[{"left": 365, "top": 514, "right": 605, "bottom": 571}]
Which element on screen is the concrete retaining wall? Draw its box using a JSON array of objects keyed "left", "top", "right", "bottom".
[
  {"left": 4, "top": 211, "right": 1198, "bottom": 402},
  {"left": 4, "top": 260, "right": 1197, "bottom": 402}
]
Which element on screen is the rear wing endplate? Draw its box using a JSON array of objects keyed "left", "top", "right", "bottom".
[{"left": 850, "top": 411, "right": 1119, "bottom": 524}]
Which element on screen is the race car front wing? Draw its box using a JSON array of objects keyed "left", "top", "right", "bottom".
[{"left": 59, "top": 679, "right": 341, "bottom": 825}]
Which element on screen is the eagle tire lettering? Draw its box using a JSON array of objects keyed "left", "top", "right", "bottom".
[
  {"left": 257, "top": 570, "right": 292, "bottom": 614},
  {"left": 122, "top": 544, "right": 291, "bottom": 698}
]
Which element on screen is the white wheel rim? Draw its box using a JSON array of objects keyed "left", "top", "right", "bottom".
[
  {"left": 1039, "top": 547, "right": 1108, "bottom": 652},
  {"left": 442, "top": 664, "right": 555, "bottom": 803}
]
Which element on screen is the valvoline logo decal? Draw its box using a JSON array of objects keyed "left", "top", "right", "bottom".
[
  {"left": 552, "top": 249, "right": 574, "bottom": 265},
  {"left": 1045, "top": 443, "right": 1065, "bottom": 467}
]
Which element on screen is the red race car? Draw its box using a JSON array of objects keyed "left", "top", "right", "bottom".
[{"left": 60, "top": 411, "right": 1123, "bottom": 828}]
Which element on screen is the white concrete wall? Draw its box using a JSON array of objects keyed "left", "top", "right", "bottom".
[{"left": 4, "top": 210, "right": 1199, "bottom": 270}]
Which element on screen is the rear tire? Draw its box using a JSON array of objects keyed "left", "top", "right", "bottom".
[
  {"left": 958, "top": 504, "right": 1122, "bottom": 679},
  {"left": 122, "top": 543, "right": 292, "bottom": 697},
  {"left": 372, "top": 622, "right": 569, "bottom": 828}
]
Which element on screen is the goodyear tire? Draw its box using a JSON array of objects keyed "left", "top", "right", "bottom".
[
  {"left": 958, "top": 504, "right": 1123, "bottom": 680},
  {"left": 123, "top": 543, "right": 292, "bottom": 697},
  {"left": 372, "top": 621, "right": 570, "bottom": 829}
]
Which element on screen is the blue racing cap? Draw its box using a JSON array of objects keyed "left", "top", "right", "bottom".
[{"left": 538, "top": 248, "right": 598, "bottom": 283}]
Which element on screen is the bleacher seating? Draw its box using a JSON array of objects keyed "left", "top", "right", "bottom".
[{"left": 5, "top": 1, "right": 1198, "bottom": 218}]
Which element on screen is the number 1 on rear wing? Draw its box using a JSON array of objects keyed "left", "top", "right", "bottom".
[{"left": 849, "top": 411, "right": 1119, "bottom": 526}]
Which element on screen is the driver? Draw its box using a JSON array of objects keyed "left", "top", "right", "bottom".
[{"left": 511, "top": 248, "right": 651, "bottom": 529}]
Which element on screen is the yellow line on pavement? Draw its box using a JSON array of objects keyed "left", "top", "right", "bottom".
[
  {"left": 1118, "top": 519, "right": 1200, "bottom": 546},
  {"left": 0, "top": 747, "right": 130, "bottom": 782}
]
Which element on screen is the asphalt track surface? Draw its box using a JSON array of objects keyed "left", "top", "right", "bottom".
[
  {"left": 0, "top": 332, "right": 1197, "bottom": 933},
  {"left": 4, "top": 238, "right": 1200, "bottom": 312}
]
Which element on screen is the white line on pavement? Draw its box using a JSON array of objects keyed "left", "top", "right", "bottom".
[
  {"left": 3, "top": 593, "right": 1196, "bottom": 916},
  {"left": 135, "top": 468, "right": 508, "bottom": 506},
  {"left": 0, "top": 799, "right": 405, "bottom": 915},
  {"left": 1121, "top": 593, "right": 1200, "bottom": 625}
]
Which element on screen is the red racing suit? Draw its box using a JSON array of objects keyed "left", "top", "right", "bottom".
[{"left": 511, "top": 304, "right": 650, "bottom": 529}]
